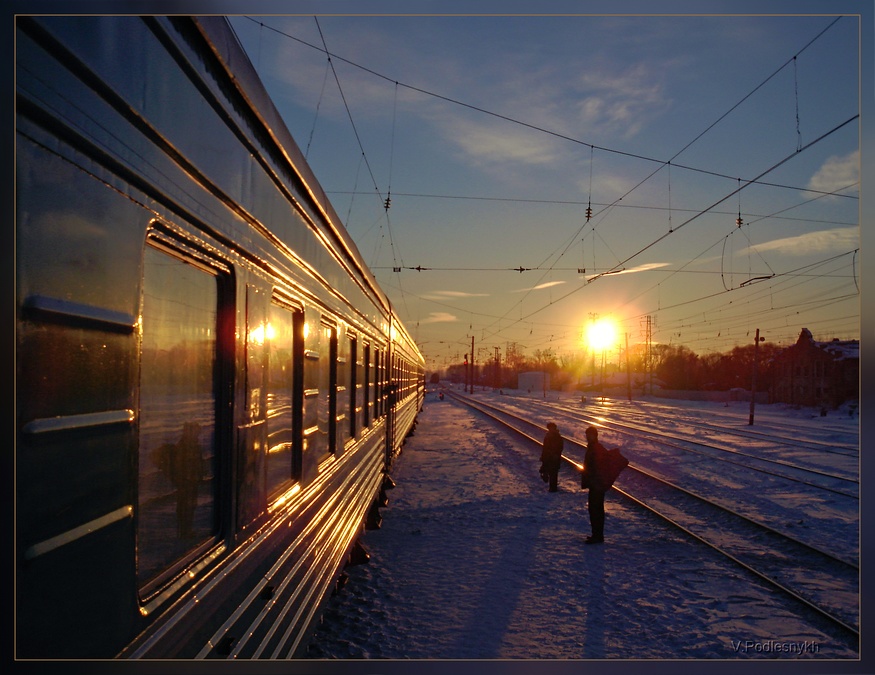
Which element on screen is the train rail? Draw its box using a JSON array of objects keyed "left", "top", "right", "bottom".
[
  {"left": 608, "top": 399, "right": 859, "bottom": 455},
  {"left": 492, "top": 395, "right": 859, "bottom": 497},
  {"left": 445, "top": 390, "right": 860, "bottom": 645},
  {"left": 533, "top": 395, "right": 858, "bottom": 456}
]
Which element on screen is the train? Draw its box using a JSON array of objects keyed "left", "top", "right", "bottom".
[{"left": 15, "top": 15, "right": 424, "bottom": 659}]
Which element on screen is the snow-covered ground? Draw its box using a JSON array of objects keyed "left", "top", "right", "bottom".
[{"left": 304, "top": 389, "right": 861, "bottom": 665}]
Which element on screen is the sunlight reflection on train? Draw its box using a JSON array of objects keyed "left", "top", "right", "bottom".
[
  {"left": 248, "top": 322, "right": 275, "bottom": 345},
  {"left": 270, "top": 484, "right": 302, "bottom": 512}
]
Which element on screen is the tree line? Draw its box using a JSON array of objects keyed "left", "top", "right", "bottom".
[{"left": 435, "top": 340, "right": 783, "bottom": 394}]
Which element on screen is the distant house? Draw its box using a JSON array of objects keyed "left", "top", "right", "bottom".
[{"left": 770, "top": 328, "right": 859, "bottom": 408}]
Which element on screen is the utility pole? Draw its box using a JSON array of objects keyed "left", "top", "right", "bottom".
[
  {"left": 494, "top": 346, "right": 500, "bottom": 391},
  {"left": 626, "top": 332, "right": 632, "bottom": 401},
  {"left": 640, "top": 315, "right": 653, "bottom": 396},
  {"left": 749, "top": 328, "right": 764, "bottom": 425},
  {"left": 470, "top": 335, "right": 475, "bottom": 394}
]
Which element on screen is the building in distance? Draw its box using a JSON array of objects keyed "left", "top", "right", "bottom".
[{"left": 770, "top": 328, "right": 859, "bottom": 409}]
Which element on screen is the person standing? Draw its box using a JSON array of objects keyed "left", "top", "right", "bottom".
[
  {"left": 582, "top": 425, "right": 607, "bottom": 544},
  {"left": 540, "top": 422, "right": 564, "bottom": 492}
]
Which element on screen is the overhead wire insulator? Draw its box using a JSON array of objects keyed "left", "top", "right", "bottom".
[
  {"left": 585, "top": 204, "right": 593, "bottom": 221},
  {"left": 735, "top": 177, "right": 743, "bottom": 228},
  {"left": 384, "top": 195, "right": 392, "bottom": 211}
]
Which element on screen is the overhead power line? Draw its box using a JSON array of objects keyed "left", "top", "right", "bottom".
[
  {"left": 241, "top": 15, "right": 855, "bottom": 198},
  {"left": 239, "top": 15, "right": 858, "bottom": 352}
]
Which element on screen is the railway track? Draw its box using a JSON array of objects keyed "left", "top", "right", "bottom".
[
  {"left": 493, "top": 395, "right": 859, "bottom": 497},
  {"left": 446, "top": 390, "right": 859, "bottom": 646},
  {"left": 607, "top": 399, "right": 859, "bottom": 455},
  {"left": 553, "top": 397, "right": 860, "bottom": 461}
]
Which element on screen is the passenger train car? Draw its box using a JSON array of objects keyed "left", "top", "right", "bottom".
[{"left": 16, "top": 15, "right": 424, "bottom": 659}]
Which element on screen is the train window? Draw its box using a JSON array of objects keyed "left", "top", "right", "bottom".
[
  {"left": 336, "top": 334, "right": 351, "bottom": 449},
  {"left": 377, "top": 349, "right": 385, "bottom": 417},
  {"left": 381, "top": 350, "right": 388, "bottom": 415},
  {"left": 266, "top": 302, "right": 302, "bottom": 500},
  {"left": 137, "top": 243, "right": 222, "bottom": 589},
  {"left": 303, "top": 337, "right": 321, "bottom": 459},
  {"left": 321, "top": 322, "right": 338, "bottom": 455},
  {"left": 373, "top": 349, "right": 381, "bottom": 419},
  {"left": 363, "top": 343, "right": 371, "bottom": 428},
  {"left": 349, "top": 335, "right": 358, "bottom": 441},
  {"left": 381, "top": 350, "right": 387, "bottom": 413}
]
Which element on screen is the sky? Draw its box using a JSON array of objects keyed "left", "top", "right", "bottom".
[{"left": 226, "top": 2, "right": 865, "bottom": 371}]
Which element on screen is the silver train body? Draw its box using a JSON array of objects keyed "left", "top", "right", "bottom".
[{"left": 16, "top": 15, "right": 424, "bottom": 659}]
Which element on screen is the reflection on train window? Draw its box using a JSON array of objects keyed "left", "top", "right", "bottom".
[
  {"left": 374, "top": 348, "right": 383, "bottom": 418},
  {"left": 336, "top": 332, "right": 350, "bottom": 450},
  {"left": 349, "top": 334, "right": 358, "bottom": 441},
  {"left": 266, "top": 302, "right": 299, "bottom": 499},
  {"left": 321, "top": 322, "right": 338, "bottom": 455},
  {"left": 137, "top": 244, "right": 219, "bottom": 589},
  {"left": 363, "top": 343, "right": 370, "bottom": 428},
  {"left": 303, "top": 324, "right": 321, "bottom": 458}
]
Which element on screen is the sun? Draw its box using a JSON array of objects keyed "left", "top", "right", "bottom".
[{"left": 585, "top": 318, "right": 618, "bottom": 352}]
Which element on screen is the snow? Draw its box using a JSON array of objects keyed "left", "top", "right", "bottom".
[{"left": 304, "top": 388, "right": 862, "bottom": 666}]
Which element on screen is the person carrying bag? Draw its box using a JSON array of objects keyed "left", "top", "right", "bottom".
[{"left": 580, "top": 426, "right": 628, "bottom": 544}]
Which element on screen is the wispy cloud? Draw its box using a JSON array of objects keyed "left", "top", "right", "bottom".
[
  {"left": 512, "top": 280, "right": 567, "bottom": 293},
  {"left": 441, "top": 116, "right": 561, "bottom": 166},
  {"left": 805, "top": 150, "right": 859, "bottom": 195},
  {"left": 573, "top": 62, "right": 671, "bottom": 139},
  {"left": 532, "top": 280, "right": 566, "bottom": 290},
  {"left": 421, "top": 290, "right": 490, "bottom": 300},
  {"left": 432, "top": 60, "right": 670, "bottom": 166},
  {"left": 612, "top": 262, "right": 671, "bottom": 275},
  {"left": 741, "top": 226, "right": 859, "bottom": 256},
  {"left": 580, "top": 262, "right": 670, "bottom": 281},
  {"left": 420, "top": 312, "right": 458, "bottom": 324}
]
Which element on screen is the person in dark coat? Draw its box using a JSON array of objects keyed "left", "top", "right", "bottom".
[
  {"left": 582, "top": 425, "right": 607, "bottom": 544},
  {"left": 540, "top": 422, "right": 564, "bottom": 492},
  {"left": 153, "top": 422, "right": 205, "bottom": 539}
]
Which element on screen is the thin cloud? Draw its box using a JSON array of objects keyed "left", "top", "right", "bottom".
[
  {"left": 805, "top": 150, "right": 859, "bottom": 195},
  {"left": 512, "top": 280, "right": 566, "bottom": 293},
  {"left": 613, "top": 262, "right": 671, "bottom": 275},
  {"left": 579, "top": 262, "right": 670, "bottom": 281},
  {"left": 435, "top": 61, "right": 670, "bottom": 166},
  {"left": 422, "top": 290, "right": 490, "bottom": 300},
  {"left": 741, "top": 227, "right": 859, "bottom": 257},
  {"left": 573, "top": 62, "right": 671, "bottom": 139},
  {"left": 420, "top": 312, "right": 458, "bottom": 324},
  {"left": 443, "top": 116, "right": 561, "bottom": 166}
]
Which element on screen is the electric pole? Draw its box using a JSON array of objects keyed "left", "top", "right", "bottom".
[
  {"left": 749, "top": 328, "right": 764, "bottom": 425},
  {"left": 494, "top": 346, "right": 500, "bottom": 390},
  {"left": 470, "top": 335, "right": 475, "bottom": 394}
]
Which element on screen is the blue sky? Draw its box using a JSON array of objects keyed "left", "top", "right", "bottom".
[{"left": 227, "top": 3, "right": 863, "bottom": 370}]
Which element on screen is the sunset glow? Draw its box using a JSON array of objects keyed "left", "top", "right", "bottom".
[{"left": 586, "top": 318, "right": 618, "bottom": 352}]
